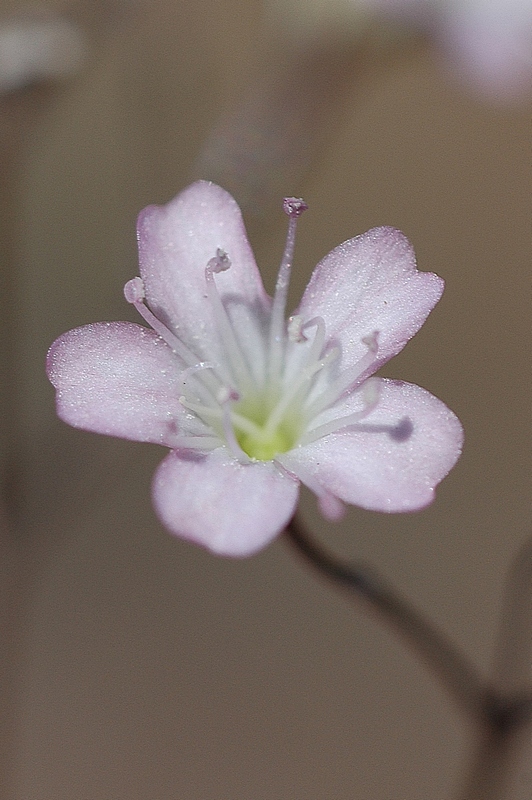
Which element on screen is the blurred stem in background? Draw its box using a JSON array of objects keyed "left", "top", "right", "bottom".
[
  {"left": 0, "top": 3, "right": 134, "bottom": 793},
  {"left": 195, "top": 0, "right": 416, "bottom": 213},
  {"left": 196, "top": 0, "right": 531, "bottom": 213},
  {"left": 286, "top": 518, "right": 532, "bottom": 800}
]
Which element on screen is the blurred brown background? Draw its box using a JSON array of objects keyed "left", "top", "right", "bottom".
[{"left": 1, "top": 1, "right": 530, "bottom": 798}]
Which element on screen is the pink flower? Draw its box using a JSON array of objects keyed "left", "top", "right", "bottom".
[
  {"left": 47, "top": 181, "right": 463, "bottom": 557},
  {"left": 359, "top": 0, "right": 532, "bottom": 100}
]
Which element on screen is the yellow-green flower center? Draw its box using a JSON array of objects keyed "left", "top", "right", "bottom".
[
  {"left": 237, "top": 427, "right": 293, "bottom": 461},
  {"left": 233, "top": 397, "right": 301, "bottom": 461}
]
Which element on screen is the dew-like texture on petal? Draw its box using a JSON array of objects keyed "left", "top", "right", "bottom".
[
  {"left": 297, "top": 228, "right": 443, "bottom": 383},
  {"left": 47, "top": 322, "right": 187, "bottom": 445},
  {"left": 137, "top": 181, "right": 271, "bottom": 365},
  {"left": 282, "top": 379, "right": 463, "bottom": 513},
  {"left": 152, "top": 448, "right": 299, "bottom": 557}
]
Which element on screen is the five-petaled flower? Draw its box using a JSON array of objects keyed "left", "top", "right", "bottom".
[{"left": 47, "top": 181, "right": 463, "bottom": 556}]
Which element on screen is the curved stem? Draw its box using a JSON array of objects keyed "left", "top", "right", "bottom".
[
  {"left": 285, "top": 515, "right": 486, "bottom": 721},
  {"left": 285, "top": 517, "right": 532, "bottom": 798}
]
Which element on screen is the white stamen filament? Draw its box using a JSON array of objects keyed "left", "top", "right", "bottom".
[
  {"left": 288, "top": 316, "right": 327, "bottom": 377},
  {"left": 264, "top": 345, "right": 339, "bottom": 438},
  {"left": 303, "top": 331, "right": 380, "bottom": 421},
  {"left": 125, "top": 278, "right": 221, "bottom": 399},
  {"left": 300, "top": 377, "right": 382, "bottom": 446},
  {"left": 218, "top": 392, "right": 252, "bottom": 462},
  {"left": 179, "top": 396, "right": 266, "bottom": 441},
  {"left": 171, "top": 436, "right": 223, "bottom": 451},
  {"left": 204, "top": 250, "right": 255, "bottom": 393},
  {"left": 287, "top": 315, "right": 306, "bottom": 343}
]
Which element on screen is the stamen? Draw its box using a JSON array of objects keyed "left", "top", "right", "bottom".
[
  {"left": 125, "top": 277, "right": 192, "bottom": 360},
  {"left": 278, "top": 316, "right": 333, "bottom": 424},
  {"left": 299, "top": 317, "right": 327, "bottom": 368},
  {"left": 283, "top": 317, "right": 329, "bottom": 402},
  {"left": 207, "top": 248, "right": 231, "bottom": 274},
  {"left": 268, "top": 197, "right": 308, "bottom": 385},
  {"left": 124, "top": 276, "right": 145, "bottom": 303},
  {"left": 204, "top": 250, "right": 255, "bottom": 392},
  {"left": 179, "top": 394, "right": 264, "bottom": 440},
  {"left": 303, "top": 331, "right": 380, "bottom": 420},
  {"left": 216, "top": 386, "right": 240, "bottom": 404},
  {"left": 177, "top": 362, "right": 222, "bottom": 408},
  {"left": 361, "top": 331, "right": 379, "bottom": 354},
  {"left": 217, "top": 389, "right": 252, "bottom": 463},
  {"left": 300, "top": 377, "right": 382, "bottom": 446},
  {"left": 287, "top": 315, "right": 306, "bottom": 343},
  {"left": 284, "top": 317, "right": 320, "bottom": 409},
  {"left": 283, "top": 197, "right": 309, "bottom": 218},
  {"left": 339, "top": 416, "right": 413, "bottom": 442},
  {"left": 179, "top": 396, "right": 224, "bottom": 423},
  {"left": 171, "top": 435, "right": 222, "bottom": 451},
  {"left": 264, "top": 346, "right": 339, "bottom": 438},
  {"left": 124, "top": 277, "right": 221, "bottom": 398}
]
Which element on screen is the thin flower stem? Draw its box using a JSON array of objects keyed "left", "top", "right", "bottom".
[
  {"left": 285, "top": 517, "right": 532, "bottom": 798},
  {"left": 285, "top": 515, "right": 486, "bottom": 721}
]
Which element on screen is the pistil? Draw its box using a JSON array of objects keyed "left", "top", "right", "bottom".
[{"left": 268, "top": 197, "right": 308, "bottom": 389}]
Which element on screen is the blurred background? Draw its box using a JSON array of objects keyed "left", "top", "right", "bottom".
[{"left": 0, "top": 0, "right": 530, "bottom": 797}]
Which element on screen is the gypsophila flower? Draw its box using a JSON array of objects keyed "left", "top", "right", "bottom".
[{"left": 47, "top": 181, "right": 463, "bottom": 556}]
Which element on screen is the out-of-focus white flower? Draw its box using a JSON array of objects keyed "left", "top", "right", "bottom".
[
  {"left": 357, "top": 0, "right": 532, "bottom": 99},
  {"left": 0, "top": 12, "right": 86, "bottom": 94}
]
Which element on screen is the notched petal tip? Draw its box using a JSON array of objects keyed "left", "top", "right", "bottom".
[
  {"left": 135, "top": 180, "right": 269, "bottom": 359},
  {"left": 286, "top": 381, "right": 463, "bottom": 515},
  {"left": 297, "top": 224, "right": 445, "bottom": 377}
]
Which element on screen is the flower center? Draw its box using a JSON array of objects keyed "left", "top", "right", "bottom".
[
  {"left": 232, "top": 396, "right": 301, "bottom": 461},
  {"left": 237, "top": 422, "right": 294, "bottom": 462}
]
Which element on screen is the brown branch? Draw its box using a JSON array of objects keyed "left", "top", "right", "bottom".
[{"left": 285, "top": 518, "right": 532, "bottom": 798}]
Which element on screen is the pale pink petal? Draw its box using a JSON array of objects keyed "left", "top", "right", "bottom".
[
  {"left": 152, "top": 448, "right": 299, "bottom": 557},
  {"left": 296, "top": 227, "right": 443, "bottom": 381},
  {"left": 137, "top": 180, "right": 271, "bottom": 362},
  {"left": 47, "top": 322, "right": 188, "bottom": 445},
  {"left": 281, "top": 379, "right": 463, "bottom": 513}
]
